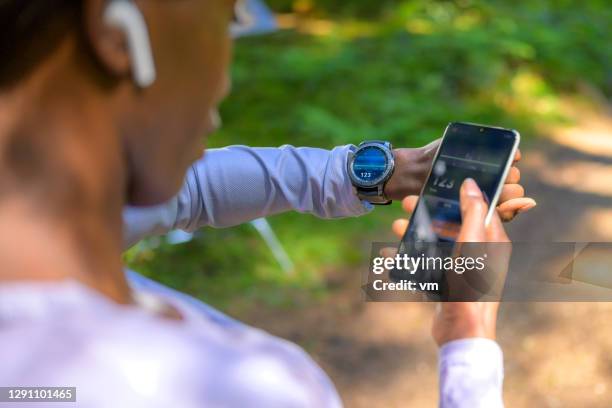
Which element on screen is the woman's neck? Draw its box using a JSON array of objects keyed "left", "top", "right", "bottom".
[
  {"left": 0, "top": 198, "right": 130, "bottom": 303},
  {"left": 0, "top": 40, "right": 131, "bottom": 303}
]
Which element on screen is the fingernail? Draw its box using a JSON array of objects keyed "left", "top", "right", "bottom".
[
  {"left": 463, "top": 178, "right": 481, "bottom": 197},
  {"left": 518, "top": 202, "right": 537, "bottom": 213}
]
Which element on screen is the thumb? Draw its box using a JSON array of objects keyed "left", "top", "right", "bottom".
[{"left": 457, "top": 178, "right": 488, "bottom": 243}]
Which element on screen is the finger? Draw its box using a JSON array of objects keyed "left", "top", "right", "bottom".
[
  {"left": 379, "top": 246, "right": 398, "bottom": 258},
  {"left": 513, "top": 149, "right": 522, "bottom": 163},
  {"left": 457, "top": 178, "right": 488, "bottom": 242},
  {"left": 401, "top": 195, "right": 419, "bottom": 213},
  {"left": 504, "top": 167, "right": 520, "bottom": 185},
  {"left": 496, "top": 197, "right": 537, "bottom": 221},
  {"left": 499, "top": 184, "right": 525, "bottom": 203},
  {"left": 424, "top": 138, "right": 442, "bottom": 151},
  {"left": 497, "top": 208, "right": 516, "bottom": 223},
  {"left": 392, "top": 219, "right": 409, "bottom": 238},
  {"left": 486, "top": 210, "right": 510, "bottom": 242}
]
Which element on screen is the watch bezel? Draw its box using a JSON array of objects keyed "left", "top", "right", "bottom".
[{"left": 348, "top": 142, "right": 395, "bottom": 188}]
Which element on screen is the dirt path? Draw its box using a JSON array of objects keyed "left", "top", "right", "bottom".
[
  {"left": 499, "top": 101, "right": 612, "bottom": 408},
  {"left": 238, "top": 100, "right": 612, "bottom": 407}
]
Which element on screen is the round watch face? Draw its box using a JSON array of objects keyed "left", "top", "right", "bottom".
[{"left": 351, "top": 145, "right": 390, "bottom": 186}]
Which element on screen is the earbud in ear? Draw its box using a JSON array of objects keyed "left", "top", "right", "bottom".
[{"left": 104, "top": 0, "right": 156, "bottom": 88}]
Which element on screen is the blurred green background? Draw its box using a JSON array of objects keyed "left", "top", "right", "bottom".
[{"left": 125, "top": 0, "right": 611, "bottom": 312}]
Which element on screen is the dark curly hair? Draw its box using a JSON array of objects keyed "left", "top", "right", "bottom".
[{"left": 0, "top": 0, "right": 82, "bottom": 87}]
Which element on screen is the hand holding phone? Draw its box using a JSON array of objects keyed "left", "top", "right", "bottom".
[
  {"left": 392, "top": 122, "right": 518, "bottom": 297},
  {"left": 403, "top": 122, "right": 519, "bottom": 245},
  {"left": 389, "top": 178, "right": 510, "bottom": 337},
  {"left": 435, "top": 178, "right": 509, "bottom": 343}
]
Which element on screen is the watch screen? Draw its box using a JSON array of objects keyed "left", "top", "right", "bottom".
[{"left": 352, "top": 146, "right": 388, "bottom": 183}]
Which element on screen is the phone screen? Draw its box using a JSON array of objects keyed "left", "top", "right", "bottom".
[{"left": 401, "top": 122, "right": 519, "bottom": 246}]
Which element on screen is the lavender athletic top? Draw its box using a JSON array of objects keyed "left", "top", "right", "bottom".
[{"left": 0, "top": 145, "right": 504, "bottom": 407}]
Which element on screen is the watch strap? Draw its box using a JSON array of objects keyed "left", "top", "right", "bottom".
[{"left": 357, "top": 185, "right": 392, "bottom": 205}]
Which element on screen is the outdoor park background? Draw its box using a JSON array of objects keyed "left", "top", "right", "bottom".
[{"left": 126, "top": 1, "right": 612, "bottom": 406}]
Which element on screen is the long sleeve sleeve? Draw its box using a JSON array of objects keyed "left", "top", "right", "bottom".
[
  {"left": 438, "top": 338, "right": 504, "bottom": 407},
  {"left": 123, "top": 145, "right": 372, "bottom": 248}
]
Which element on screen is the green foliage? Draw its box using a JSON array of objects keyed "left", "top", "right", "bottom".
[
  {"left": 267, "top": 0, "right": 611, "bottom": 94},
  {"left": 124, "top": 225, "right": 329, "bottom": 309},
  {"left": 126, "top": 0, "right": 610, "bottom": 310}
]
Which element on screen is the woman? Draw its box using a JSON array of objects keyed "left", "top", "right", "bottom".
[{"left": 0, "top": 1, "right": 517, "bottom": 406}]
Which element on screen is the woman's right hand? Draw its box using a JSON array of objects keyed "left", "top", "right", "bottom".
[{"left": 392, "top": 178, "right": 510, "bottom": 347}]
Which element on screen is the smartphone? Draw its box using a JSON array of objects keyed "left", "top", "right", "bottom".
[{"left": 391, "top": 122, "right": 519, "bottom": 285}]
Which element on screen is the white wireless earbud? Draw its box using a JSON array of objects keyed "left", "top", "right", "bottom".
[{"left": 103, "top": 0, "right": 156, "bottom": 88}]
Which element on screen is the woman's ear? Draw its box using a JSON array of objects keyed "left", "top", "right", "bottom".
[{"left": 83, "top": 0, "right": 156, "bottom": 88}]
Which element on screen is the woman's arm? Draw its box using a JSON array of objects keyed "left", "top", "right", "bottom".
[
  {"left": 124, "top": 143, "right": 532, "bottom": 249},
  {"left": 438, "top": 338, "right": 504, "bottom": 407},
  {"left": 393, "top": 180, "right": 510, "bottom": 407},
  {"left": 123, "top": 145, "right": 370, "bottom": 248}
]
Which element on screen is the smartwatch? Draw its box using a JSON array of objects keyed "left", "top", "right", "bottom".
[{"left": 347, "top": 141, "right": 395, "bottom": 205}]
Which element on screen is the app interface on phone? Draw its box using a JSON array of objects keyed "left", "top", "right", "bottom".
[{"left": 404, "top": 124, "right": 517, "bottom": 244}]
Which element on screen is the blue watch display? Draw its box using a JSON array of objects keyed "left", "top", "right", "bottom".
[
  {"left": 348, "top": 141, "right": 395, "bottom": 205},
  {"left": 352, "top": 146, "right": 389, "bottom": 185}
]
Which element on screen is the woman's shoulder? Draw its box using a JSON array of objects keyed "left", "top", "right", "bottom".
[{"left": 0, "top": 279, "right": 342, "bottom": 407}]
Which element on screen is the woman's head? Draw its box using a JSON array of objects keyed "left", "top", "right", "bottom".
[{"left": 0, "top": 0, "right": 235, "bottom": 206}]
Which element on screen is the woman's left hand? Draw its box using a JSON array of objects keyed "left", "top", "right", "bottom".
[{"left": 384, "top": 140, "right": 536, "bottom": 222}]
